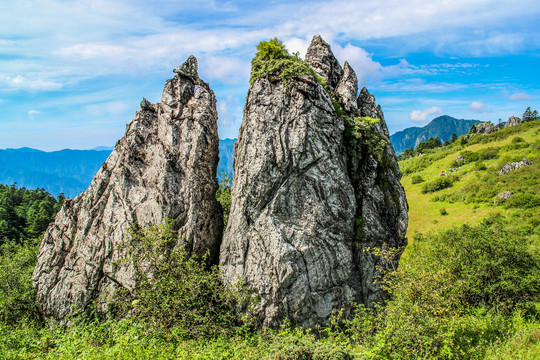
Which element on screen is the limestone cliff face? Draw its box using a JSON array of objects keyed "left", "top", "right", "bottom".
[
  {"left": 32, "top": 56, "right": 223, "bottom": 319},
  {"left": 220, "top": 36, "right": 408, "bottom": 327}
]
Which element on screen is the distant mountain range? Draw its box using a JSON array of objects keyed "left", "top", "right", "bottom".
[
  {"left": 390, "top": 115, "right": 481, "bottom": 154},
  {"left": 0, "top": 115, "right": 482, "bottom": 197},
  {"left": 0, "top": 139, "right": 236, "bottom": 198}
]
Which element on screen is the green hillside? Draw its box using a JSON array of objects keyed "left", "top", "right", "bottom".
[
  {"left": 0, "top": 123, "right": 538, "bottom": 359},
  {"left": 399, "top": 120, "right": 540, "bottom": 240}
]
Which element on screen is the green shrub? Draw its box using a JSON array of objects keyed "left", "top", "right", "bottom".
[
  {"left": 411, "top": 174, "right": 424, "bottom": 184},
  {"left": 343, "top": 116, "right": 387, "bottom": 161},
  {"left": 250, "top": 38, "right": 325, "bottom": 88},
  {"left": 504, "top": 194, "right": 540, "bottom": 209},
  {"left": 440, "top": 208, "right": 448, "bottom": 216},
  {"left": 113, "top": 221, "right": 250, "bottom": 337},
  {"left": 0, "top": 239, "right": 41, "bottom": 326},
  {"left": 421, "top": 177, "right": 455, "bottom": 193}
]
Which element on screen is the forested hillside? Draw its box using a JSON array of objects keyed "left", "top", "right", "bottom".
[{"left": 390, "top": 115, "right": 481, "bottom": 154}]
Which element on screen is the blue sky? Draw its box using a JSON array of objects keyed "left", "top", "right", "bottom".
[{"left": 1, "top": 0, "right": 539, "bottom": 151}]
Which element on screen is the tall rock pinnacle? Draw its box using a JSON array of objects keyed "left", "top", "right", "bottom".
[
  {"left": 220, "top": 35, "right": 408, "bottom": 327},
  {"left": 32, "top": 56, "right": 223, "bottom": 319}
]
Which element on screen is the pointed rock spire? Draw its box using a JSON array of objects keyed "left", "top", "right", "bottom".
[
  {"left": 305, "top": 35, "right": 343, "bottom": 92},
  {"left": 33, "top": 56, "right": 222, "bottom": 319},
  {"left": 173, "top": 55, "right": 199, "bottom": 82},
  {"left": 334, "top": 61, "right": 358, "bottom": 113}
]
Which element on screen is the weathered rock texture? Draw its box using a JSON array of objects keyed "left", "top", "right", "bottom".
[
  {"left": 499, "top": 158, "right": 533, "bottom": 176},
  {"left": 32, "top": 56, "right": 223, "bottom": 319},
  {"left": 472, "top": 122, "right": 499, "bottom": 135},
  {"left": 220, "top": 36, "right": 408, "bottom": 327},
  {"left": 494, "top": 191, "right": 513, "bottom": 204},
  {"left": 505, "top": 116, "right": 522, "bottom": 128}
]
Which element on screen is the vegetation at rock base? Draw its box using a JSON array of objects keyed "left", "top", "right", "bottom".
[
  {"left": 250, "top": 38, "right": 326, "bottom": 88},
  {"left": 111, "top": 220, "right": 249, "bottom": 337}
]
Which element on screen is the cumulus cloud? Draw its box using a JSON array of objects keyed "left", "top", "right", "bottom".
[
  {"left": 28, "top": 110, "right": 42, "bottom": 115},
  {"left": 409, "top": 107, "right": 443, "bottom": 122},
  {"left": 469, "top": 101, "right": 486, "bottom": 113}
]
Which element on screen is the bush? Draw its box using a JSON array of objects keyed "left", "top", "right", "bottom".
[
  {"left": 113, "top": 221, "right": 251, "bottom": 337},
  {"left": 440, "top": 208, "right": 448, "bottom": 216},
  {"left": 0, "top": 239, "right": 41, "bottom": 326},
  {"left": 250, "top": 38, "right": 325, "bottom": 88},
  {"left": 421, "top": 177, "right": 455, "bottom": 193},
  {"left": 411, "top": 174, "right": 425, "bottom": 184}
]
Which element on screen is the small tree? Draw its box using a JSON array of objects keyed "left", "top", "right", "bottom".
[
  {"left": 450, "top": 133, "right": 458, "bottom": 143},
  {"left": 522, "top": 107, "right": 539, "bottom": 122}
]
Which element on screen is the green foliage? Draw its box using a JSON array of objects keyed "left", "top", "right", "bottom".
[
  {"left": 216, "top": 175, "right": 231, "bottom": 229},
  {"left": 250, "top": 38, "right": 325, "bottom": 88},
  {"left": 416, "top": 136, "right": 442, "bottom": 153},
  {"left": 113, "top": 221, "right": 250, "bottom": 338},
  {"left": 523, "top": 107, "right": 539, "bottom": 122},
  {"left": 439, "top": 207, "right": 448, "bottom": 215},
  {"left": 343, "top": 116, "right": 387, "bottom": 161},
  {"left": 0, "top": 184, "right": 63, "bottom": 243},
  {"left": 411, "top": 174, "right": 425, "bottom": 184},
  {"left": 0, "top": 239, "right": 41, "bottom": 326},
  {"left": 450, "top": 132, "right": 458, "bottom": 143},
  {"left": 421, "top": 176, "right": 455, "bottom": 193}
]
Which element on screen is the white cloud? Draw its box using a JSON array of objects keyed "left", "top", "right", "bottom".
[
  {"left": 85, "top": 101, "right": 130, "bottom": 117},
  {"left": 469, "top": 101, "right": 486, "bottom": 113},
  {"left": 505, "top": 91, "right": 533, "bottom": 101},
  {"left": 409, "top": 107, "right": 443, "bottom": 122},
  {"left": 284, "top": 37, "right": 311, "bottom": 58},
  {"left": 0, "top": 75, "right": 62, "bottom": 91},
  {"left": 333, "top": 44, "right": 382, "bottom": 86},
  {"left": 216, "top": 95, "right": 243, "bottom": 137},
  {"left": 200, "top": 56, "right": 250, "bottom": 84},
  {"left": 28, "top": 110, "right": 42, "bottom": 115}
]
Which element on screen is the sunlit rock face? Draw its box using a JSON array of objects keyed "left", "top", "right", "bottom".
[
  {"left": 220, "top": 36, "right": 408, "bottom": 328},
  {"left": 32, "top": 56, "right": 223, "bottom": 319}
]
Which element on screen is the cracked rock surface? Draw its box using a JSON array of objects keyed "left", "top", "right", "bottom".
[
  {"left": 32, "top": 56, "right": 222, "bottom": 319},
  {"left": 220, "top": 35, "right": 408, "bottom": 327}
]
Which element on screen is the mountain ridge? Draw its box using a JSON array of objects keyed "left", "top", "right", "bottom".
[{"left": 390, "top": 115, "right": 481, "bottom": 154}]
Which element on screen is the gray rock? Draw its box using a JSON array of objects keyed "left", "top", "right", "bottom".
[
  {"left": 173, "top": 55, "right": 199, "bottom": 82},
  {"left": 455, "top": 155, "right": 465, "bottom": 163},
  {"left": 494, "top": 191, "right": 513, "bottom": 204},
  {"left": 505, "top": 116, "right": 522, "bottom": 128},
  {"left": 472, "top": 122, "right": 499, "bottom": 135},
  {"left": 334, "top": 61, "right": 358, "bottom": 113},
  {"left": 140, "top": 97, "right": 154, "bottom": 111},
  {"left": 305, "top": 35, "right": 343, "bottom": 92},
  {"left": 32, "top": 56, "right": 222, "bottom": 319},
  {"left": 220, "top": 39, "right": 407, "bottom": 328},
  {"left": 499, "top": 158, "right": 533, "bottom": 176}
]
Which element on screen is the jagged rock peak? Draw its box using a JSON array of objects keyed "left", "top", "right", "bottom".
[
  {"left": 140, "top": 97, "right": 154, "bottom": 111},
  {"left": 32, "top": 56, "right": 222, "bottom": 319},
  {"left": 505, "top": 116, "right": 522, "bottom": 128},
  {"left": 334, "top": 61, "right": 358, "bottom": 113},
  {"left": 305, "top": 35, "right": 343, "bottom": 92},
  {"left": 220, "top": 42, "right": 407, "bottom": 328},
  {"left": 173, "top": 55, "right": 199, "bottom": 82}
]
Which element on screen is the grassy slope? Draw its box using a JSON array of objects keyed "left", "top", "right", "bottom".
[{"left": 399, "top": 120, "right": 540, "bottom": 242}]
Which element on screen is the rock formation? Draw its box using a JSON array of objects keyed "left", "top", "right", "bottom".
[
  {"left": 472, "top": 122, "right": 499, "bottom": 135},
  {"left": 494, "top": 191, "right": 513, "bottom": 204},
  {"left": 499, "top": 158, "right": 533, "bottom": 176},
  {"left": 505, "top": 116, "right": 522, "bottom": 128},
  {"left": 220, "top": 36, "right": 408, "bottom": 327},
  {"left": 32, "top": 56, "right": 223, "bottom": 319}
]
